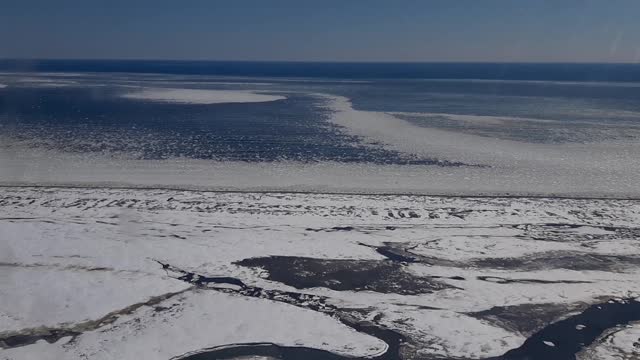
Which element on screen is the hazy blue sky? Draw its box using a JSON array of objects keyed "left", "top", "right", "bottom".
[{"left": 2, "top": 0, "right": 639, "bottom": 62}]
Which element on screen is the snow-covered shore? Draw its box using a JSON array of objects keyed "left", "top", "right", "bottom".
[{"left": 1, "top": 187, "right": 639, "bottom": 359}]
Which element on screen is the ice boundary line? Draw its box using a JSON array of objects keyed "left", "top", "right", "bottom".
[{"left": 1, "top": 184, "right": 639, "bottom": 201}]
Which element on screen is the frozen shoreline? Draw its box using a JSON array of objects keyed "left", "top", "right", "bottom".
[
  {"left": 2, "top": 156, "right": 639, "bottom": 199},
  {"left": 2, "top": 183, "right": 640, "bottom": 200},
  {"left": 2, "top": 136, "right": 640, "bottom": 199}
]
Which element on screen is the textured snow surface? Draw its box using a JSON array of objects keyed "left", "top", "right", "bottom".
[
  {"left": 0, "top": 290, "right": 386, "bottom": 360},
  {"left": 577, "top": 322, "right": 640, "bottom": 360},
  {"left": 1, "top": 187, "right": 639, "bottom": 359}
]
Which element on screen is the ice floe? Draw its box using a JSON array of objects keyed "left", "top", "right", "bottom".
[{"left": 121, "top": 88, "right": 286, "bottom": 104}]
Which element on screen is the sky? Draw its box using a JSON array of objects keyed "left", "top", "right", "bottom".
[{"left": 1, "top": 0, "right": 640, "bottom": 63}]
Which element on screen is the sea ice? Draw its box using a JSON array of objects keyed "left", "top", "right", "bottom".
[{"left": 121, "top": 88, "right": 286, "bottom": 104}]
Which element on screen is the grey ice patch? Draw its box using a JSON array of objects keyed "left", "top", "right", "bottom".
[{"left": 236, "top": 256, "right": 456, "bottom": 295}]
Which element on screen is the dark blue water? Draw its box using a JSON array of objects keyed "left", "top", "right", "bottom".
[
  {"left": 0, "top": 75, "right": 450, "bottom": 164},
  {"left": 3, "top": 60, "right": 640, "bottom": 82},
  {"left": 0, "top": 88, "right": 447, "bottom": 164},
  {"left": 1, "top": 61, "right": 640, "bottom": 165}
]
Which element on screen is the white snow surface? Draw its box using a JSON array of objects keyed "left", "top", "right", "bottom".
[
  {"left": 1, "top": 187, "right": 639, "bottom": 359},
  {"left": 121, "top": 88, "right": 286, "bottom": 104},
  {"left": 0, "top": 266, "right": 188, "bottom": 332}
]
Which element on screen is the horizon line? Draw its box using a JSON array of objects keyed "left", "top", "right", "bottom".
[{"left": 2, "top": 58, "right": 640, "bottom": 65}]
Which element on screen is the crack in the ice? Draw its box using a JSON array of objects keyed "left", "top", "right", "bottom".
[
  {"left": 476, "top": 276, "right": 592, "bottom": 285},
  {"left": 155, "top": 261, "right": 406, "bottom": 360}
]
